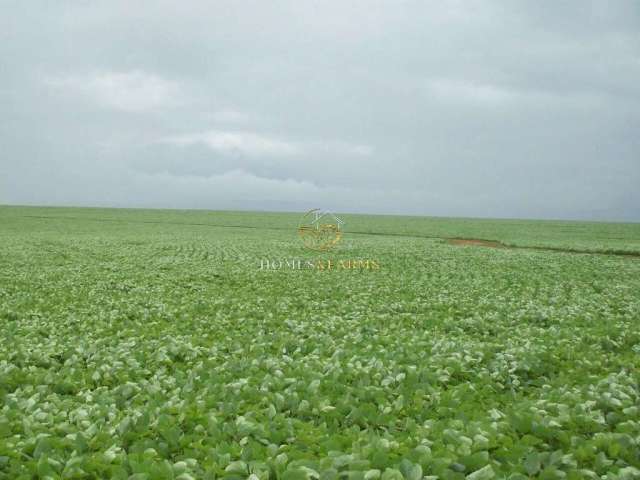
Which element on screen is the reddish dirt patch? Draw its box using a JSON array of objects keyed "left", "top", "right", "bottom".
[
  {"left": 446, "top": 238, "right": 640, "bottom": 258},
  {"left": 447, "top": 238, "right": 506, "bottom": 248}
]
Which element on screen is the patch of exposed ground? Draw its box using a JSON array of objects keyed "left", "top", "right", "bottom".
[
  {"left": 447, "top": 238, "right": 505, "bottom": 248},
  {"left": 446, "top": 238, "right": 640, "bottom": 258}
]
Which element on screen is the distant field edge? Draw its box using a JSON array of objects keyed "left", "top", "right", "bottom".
[
  {"left": 1, "top": 203, "right": 639, "bottom": 225},
  {"left": 1, "top": 205, "right": 639, "bottom": 258}
]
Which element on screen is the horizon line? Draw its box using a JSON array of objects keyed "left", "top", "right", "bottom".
[{"left": 1, "top": 202, "right": 639, "bottom": 225}]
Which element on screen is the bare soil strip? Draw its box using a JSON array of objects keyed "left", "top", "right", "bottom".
[
  {"left": 446, "top": 238, "right": 640, "bottom": 258},
  {"left": 447, "top": 239, "right": 505, "bottom": 248}
]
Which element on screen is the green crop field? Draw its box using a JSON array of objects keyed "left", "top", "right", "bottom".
[{"left": 1, "top": 205, "right": 639, "bottom": 480}]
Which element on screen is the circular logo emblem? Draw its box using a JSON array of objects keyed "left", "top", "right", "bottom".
[{"left": 297, "top": 209, "right": 344, "bottom": 251}]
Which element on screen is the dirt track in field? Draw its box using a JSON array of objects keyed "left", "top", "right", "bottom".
[
  {"left": 447, "top": 239, "right": 505, "bottom": 248},
  {"left": 446, "top": 238, "right": 640, "bottom": 259}
]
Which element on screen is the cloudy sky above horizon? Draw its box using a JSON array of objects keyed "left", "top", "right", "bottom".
[{"left": 1, "top": 1, "right": 639, "bottom": 221}]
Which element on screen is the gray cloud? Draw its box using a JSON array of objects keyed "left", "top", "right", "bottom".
[
  {"left": 44, "top": 70, "right": 187, "bottom": 112},
  {"left": 1, "top": 0, "right": 638, "bottom": 220}
]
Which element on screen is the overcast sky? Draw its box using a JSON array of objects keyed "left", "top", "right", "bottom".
[{"left": 1, "top": 1, "right": 639, "bottom": 221}]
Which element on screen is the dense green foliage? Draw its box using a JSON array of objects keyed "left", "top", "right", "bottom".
[{"left": 1, "top": 206, "right": 639, "bottom": 479}]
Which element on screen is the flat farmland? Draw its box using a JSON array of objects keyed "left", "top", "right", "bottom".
[{"left": 1, "top": 206, "right": 639, "bottom": 479}]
